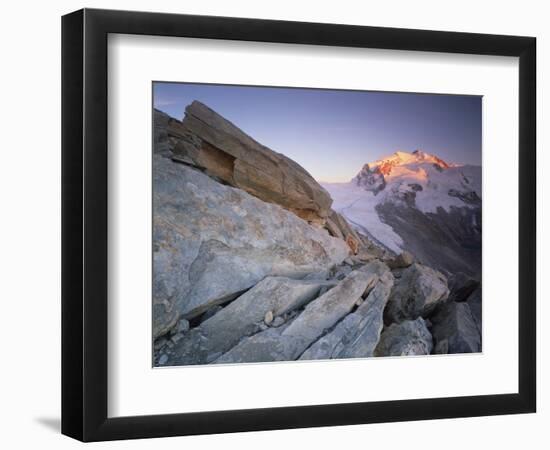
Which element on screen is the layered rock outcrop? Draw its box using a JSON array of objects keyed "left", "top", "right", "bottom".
[
  {"left": 213, "top": 261, "right": 387, "bottom": 364},
  {"left": 165, "top": 276, "right": 333, "bottom": 365},
  {"left": 167, "top": 101, "right": 333, "bottom": 226},
  {"left": 300, "top": 269, "right": 394, "bottom": 360}
]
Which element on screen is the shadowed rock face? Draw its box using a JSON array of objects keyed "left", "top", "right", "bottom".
[
  {"left": 431, "top": 301, "right": 481, "bottom": 354},
  {"left": 152, "top": 155, "right": 349, "bottom": 338},
  {"left": 376, "top": 202, "right": 481, "bottom": 276},
  {"left": 168, "top": 101, "right": 333, "bottom": 226},
  {"left": 465, "top": 286, "right": 482, "bottom": 335}
]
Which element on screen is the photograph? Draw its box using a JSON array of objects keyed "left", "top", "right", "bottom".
[
  {"left": 152, "top": 83, "right": 482, "bottom": 367},
  {"left": 0, "top": 1, "right": 542, "bottom": 447}
]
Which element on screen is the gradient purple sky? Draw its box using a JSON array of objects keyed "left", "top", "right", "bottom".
[{"left": 154, "top": 82, "right": 481, "bottom": 183}]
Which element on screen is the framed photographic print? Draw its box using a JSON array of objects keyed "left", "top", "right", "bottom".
[{"left": 61, "top": 8, "right": 536, "bottom": 442}]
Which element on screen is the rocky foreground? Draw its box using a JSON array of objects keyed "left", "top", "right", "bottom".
[{"left": 153, "top": 101, "right": 482, "bottom": 366}]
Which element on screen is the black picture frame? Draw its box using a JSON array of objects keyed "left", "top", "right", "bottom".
[{"left": 61, "top": 8, "right": 536, "bottom": 442}]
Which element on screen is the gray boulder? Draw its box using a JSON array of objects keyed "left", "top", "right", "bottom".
[
  {"left": 447, "top": 272, "right": 480, "bottom": 302},
  {"left": 153, "top": 155, "right": 349, "bottom": 337},
  {"left": 384, "top": 263, "right": 449, "bottom": 324},
  {"left": 374, "top": 318, "right": 433, "bottom": 356},
  {"left": 300, "top": 269, "right": 394, "bottom": 360},
  {"left": 164, "top": 276, "right": 331, "bottom": 365},
  {"left": 213, "top": 261, "right": 388, "bottom": 364},
  {"left": 431, "top": 301, "right": 481, "bottom": 354}
]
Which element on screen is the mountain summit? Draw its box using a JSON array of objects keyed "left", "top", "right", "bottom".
[
  {"left": 359, "top": 149, "right": 451, "bottom": 177},
  {"left": 348, "top": 149, "right": 480, "bottom": 212},
  {"left": 352, "top": 149, "right": 455, "bottom": 194}
]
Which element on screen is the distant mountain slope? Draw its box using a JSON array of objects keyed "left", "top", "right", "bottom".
[{"left": 323, "top": 150, "right": 482, "bottom": 276}]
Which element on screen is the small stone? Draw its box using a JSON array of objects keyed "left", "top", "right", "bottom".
[
  {"left": 171, "top": 333, "right": 183, "bottom": 343},
  {"left": 388, "top": 251, "right": 415, "bottom": 269},
  {"left": 264, "top": 310, "right": 274, "bottom": 325},
  {"left": 272, "top": 316, "right": 285, "bottom": 327},
  {"left": 166, "top": 340, "right": 174, "bottom": 349},
  {"left": 177, "top": 319, "right": 190, "bottom": 333},
  {"left": 344, "top": 258, "right": 354, "bottom": 266},
  {"left": 158, "top": 354, "right": 168, "bottom": 365},
  {"left": 355, "top": 298, "right": 364, "bottom": 307},
  {"left": 354, "top": 251, "right": 376, "bottom": 263}
]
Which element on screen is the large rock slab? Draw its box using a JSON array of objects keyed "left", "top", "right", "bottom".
[
  {"left": 163, "top": 276, "right": 331, "bottom": 365},
  {"left": 214, "top": 326, "right": 296, "bottom": 364},
  {"left": 214, "top": 261, "right": 389, "bottom": 364},
  {"left": 300, "top": 270, "right": 394, "bottom": 360},
  {"left": 384, "top": 263, "right": 449, "bottom": 324},
  {"left": 374, "top": 318, "right": 433, "bottom": 356},
  {"left": 431, "top": 301, "right": 481, "bottom": 354},
  {"left": 170, "top": 101, "right": 333, "bottom": 225},
  {"left": 153, "top": 155, "right": 349, "bottom": 338}
]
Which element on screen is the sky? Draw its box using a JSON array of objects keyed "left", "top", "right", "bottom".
[{"left": 153, "top": 82, "right": 481, "bottom": 183}]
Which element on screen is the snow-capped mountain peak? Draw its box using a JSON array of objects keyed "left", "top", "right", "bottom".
[
  {"left": 322, "top": 149, "right": 481, "bottom": 259},
  {"left": 356, "top": 149, "right": 450, "bottom": 178},
  {"left": 351, "top": 150, "right": 469, "bottom": 195}
]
